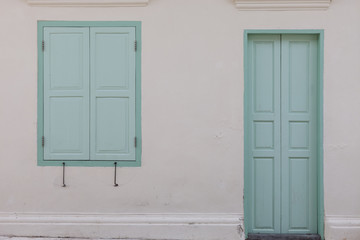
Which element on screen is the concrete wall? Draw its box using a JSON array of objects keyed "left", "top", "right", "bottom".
[{"left": 0, "top": 0, "right": 359, "bottom": 239}]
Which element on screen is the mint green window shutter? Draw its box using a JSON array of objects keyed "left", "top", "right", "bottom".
[
  {"left": 90, "top": 27, "right": 136, "bottom": 161},
  {"left": 43, "top": 27, "right": 90, "bottom": 160}
]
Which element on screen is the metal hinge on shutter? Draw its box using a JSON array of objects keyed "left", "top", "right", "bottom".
[
  {"left": 134, "top": 40, "right": 137, "bottom": 52},
  {"left": 42, "top": 40, "right": 45, "bottom": 52},
  {"left": 42, "top": 136, "right": 45, "bottom": 147},
  {"left": 134, "top": 137, "right": 137, "bottom": 148}
]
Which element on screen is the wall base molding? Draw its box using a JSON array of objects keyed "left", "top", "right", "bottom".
[
  {"left": 325, "top": 215, "right": 360, "bottom": 240},
  {"left": 7, "top": 213, "right": 360, "bottom": 239},
  {"left": 0, "top": 213, "right": 244, "bottom": 240}
]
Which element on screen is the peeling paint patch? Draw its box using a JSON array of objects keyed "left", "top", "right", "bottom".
[{"left": 237, "top": 223, "right": 245, "bottom": 239}]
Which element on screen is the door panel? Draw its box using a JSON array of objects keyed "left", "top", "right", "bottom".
[
  {"left": 254, "top": 157, "right": 275, "bottom": 230},
  {"left": 289, "top": 157, "right": 309, "bottom": 229},
  {"left": 248, "top": 35, "right": 281, "bottom": 233},
  {"left": 281, "top": 34, "right": 318, "bottom": 233},
  {"left": 246, "top": 34, "right": 318, "bottom": 234}
]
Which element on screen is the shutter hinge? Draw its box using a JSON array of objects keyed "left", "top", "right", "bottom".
[
  {"left": 42, "top": 136, "right": 45, "bottom": 147},
  {"left": 134, "top": 137, "right": 137, "bottom": 148},
  {"left": 42, "top": 40, "right": 45, "bottom": 52},
  {"left": 134, "top": 40, "right": 137, "bottom": 52}
]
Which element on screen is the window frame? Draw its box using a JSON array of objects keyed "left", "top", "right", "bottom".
[{"left": 37, "top": 21, "right": 142, "bottom": 167}]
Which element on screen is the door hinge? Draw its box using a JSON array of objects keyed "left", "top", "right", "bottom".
[
  {"left": 134, "top": 40, "right": 137, "bottom": 52},
  {"left": 42, "top": 136, "right": 45, "bottom": 147},
  {"left": 42, "top": 40, "right": 45, "bottom": 52},
  {"left": 134, "top": 137, "right": 137, "bottom": 148}
]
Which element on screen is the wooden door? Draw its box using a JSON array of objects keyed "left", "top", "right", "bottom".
[{"left": 246, "top": 34, "right": 318, "bottom": 234}]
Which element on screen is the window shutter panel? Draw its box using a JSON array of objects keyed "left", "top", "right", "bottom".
[
  {"left": 90, "top": 27, "right": 136, "bottom": 161},
  {"left": 43, "top": 27, "right": 90, "bottom": 160}
]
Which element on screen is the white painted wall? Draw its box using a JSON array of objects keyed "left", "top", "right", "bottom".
[{"left": 0, "top": 0, "right": 359, "bottom": 239}]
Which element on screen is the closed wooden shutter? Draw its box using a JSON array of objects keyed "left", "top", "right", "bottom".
[
  {"left": 89, "top": 27, "right": 136, "bottom": 161},
  {"left": 43, "top": 27, "right": 90, "bottom": 160}
]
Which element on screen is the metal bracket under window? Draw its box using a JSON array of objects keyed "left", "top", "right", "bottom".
[
  {"left": 114, "top": 162, "right": 118, "bottom": 187},
  {"left": 62, "top": 162, "right": 66, "bottom": 187}
]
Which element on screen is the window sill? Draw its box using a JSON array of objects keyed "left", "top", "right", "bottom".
[
  {"left": 233, "top": 0, "right": 331, "bottom": 11},
  {"left": 28, "top": 0, "right": 149, "bottom": 7},
  {"left": 38, "top": 160, "right": 141, "bottom": 167}
]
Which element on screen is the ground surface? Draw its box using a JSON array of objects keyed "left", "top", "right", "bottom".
[{"left": 0, "top": 237, "right": 191, "bottom": 240}]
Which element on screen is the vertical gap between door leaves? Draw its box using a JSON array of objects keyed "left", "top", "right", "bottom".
[
  {"left": 279, "top": 34, "right": 283, "bottom": 233},
  {"left": 88, "top": 27, "right": 91, "bottom": 160}
]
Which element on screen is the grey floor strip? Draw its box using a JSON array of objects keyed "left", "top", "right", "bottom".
[{"left": 247, "top": 234, "right": 321, "bottom": 240}]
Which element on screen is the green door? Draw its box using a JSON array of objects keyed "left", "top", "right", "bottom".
[{"left": 246, "top": 34, "right": 319, "bottom": 234}]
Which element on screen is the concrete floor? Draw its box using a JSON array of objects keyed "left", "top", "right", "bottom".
[{"left": 0, "top": 236, "right": 142, "bottom": 240}]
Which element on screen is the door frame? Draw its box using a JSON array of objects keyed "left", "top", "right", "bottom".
[{"left": 243, "top": 30, "right": 324, "bottom": 239}]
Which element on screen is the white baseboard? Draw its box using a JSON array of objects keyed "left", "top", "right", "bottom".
[
  {"left": 5, "top": 213, "right": 359, "bottom": 240},
  {"left": 0, "top": 213, "right": 244, "bottom": 240},
  {"left": 325, "top": 215, "right": 360, "bottom": 240}
]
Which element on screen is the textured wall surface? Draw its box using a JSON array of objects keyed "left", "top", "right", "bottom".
[{"left": 0, "top": 0, "right": 359, "bottom": 239}]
